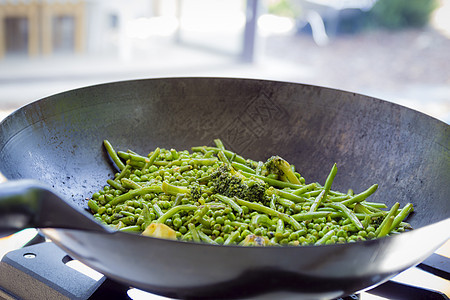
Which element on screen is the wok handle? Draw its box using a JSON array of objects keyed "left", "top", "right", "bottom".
[{"left": 0, "top": 180, "right": 108, "bottom": 237}]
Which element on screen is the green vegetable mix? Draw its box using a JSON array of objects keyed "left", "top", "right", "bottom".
[{"left": 89, "top": 139, "right": 413, "bottom": 246}]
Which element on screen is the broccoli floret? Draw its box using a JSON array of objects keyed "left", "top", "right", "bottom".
[
  {"left": 261, "top": 156, "right": 301, "bottom": 184},
  {"left": 190, "top": 184, "right": 203, "bottom": 202},
  {"left": 210, "top": 164, "right": 269, "bottom": 204},
  {"left": 161, "top": 181, "right": 203, "bottom": 201}
]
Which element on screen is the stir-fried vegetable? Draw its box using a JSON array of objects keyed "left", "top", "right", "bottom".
[{"left": 88, "top": 139, "right": 413, "bottom": 246}]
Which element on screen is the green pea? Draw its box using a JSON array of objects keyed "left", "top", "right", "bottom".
[
  {"left": 148, "top": 166, "right": 158, "bottom": 173},
  {"left": 179, "top": 226, "right": 187, "bottom": 234},
  {"left": 223, "top": 225, "right": 233, "bottom": 233},
  {"left": 366, "top": 226, "right": 375, "bottom": 232},
  {"left": 216, "top": 216, "right": 224, "bottom": 225},
  {"left": 214, "top": 237, "right": 224, "bottom": 244},
  {"left": 289, "top": 232, "right": 299, "bottom": 241}
]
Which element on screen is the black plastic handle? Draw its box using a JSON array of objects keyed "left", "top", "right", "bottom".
[{"left": 0, "top": 180, "right": 108, "bottom": 237}]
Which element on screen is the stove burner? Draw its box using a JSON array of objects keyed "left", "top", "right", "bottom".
[{"left": 0, "top": 241, "right": 448, "bottom": 300}]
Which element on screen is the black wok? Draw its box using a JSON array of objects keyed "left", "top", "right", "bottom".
[{"left": 0, "top": 77, "right": 449, "bottom": 299}]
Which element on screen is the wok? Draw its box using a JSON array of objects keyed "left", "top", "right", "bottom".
[{"left": 0, "top": 77, "right": 448, "bottom": 299}]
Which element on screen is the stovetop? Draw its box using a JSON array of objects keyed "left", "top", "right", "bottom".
[{"left": 0, "top": 229, "right": 449, "bottom": 300}]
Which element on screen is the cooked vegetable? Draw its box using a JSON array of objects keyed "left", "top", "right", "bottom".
[
  {"left": 142, "top": 223, "right": 177, "bottom": 240},
  {"left": 88, "top": 139, "right": 413, "bottom": 246}
]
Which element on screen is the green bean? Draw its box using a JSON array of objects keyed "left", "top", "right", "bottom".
[
  {"left": 139, "top": 203, "right": 153, "bottom": 228},
  {"left": 252, "top": 215, "right": 274, "bottom": 227},
  {"left": 126, "top": 159, "right": 145, "bottom": 169},
  {"left": 116, "top": 216, "right": 134, "bottom": 225},
  {"left": 184, "top": 205, "right": 209, "bottom": 226},
  {"left": 120, "top": 210, "right": 135, "bottom": 217},
  {"left": 115, "top": 165, "right": 131, "bottom": 181},
  {"left": 121, "top": 178, "right": 141, "bottom": 189},
  {"left": 377, "top": 216, "right": 395, "bottom": 238},
  {"left": 143, "top": 147, "right": 160, "bottom": 170},
  {"left": 276, "top": 219, "right": 284, "bottom": 234},
  {"left": 198, "top": 230, "right": 218, "bottom": 245},
  {"left": 231, "top": 162, "right": 255, "bottom": 174},
  {"left": 362, "top": 215, "right": 371, "bottom": 228},
  {"left": 119, "top": 225, "right": 141, "bottom": 232},
  {"left": 173, "top": 194, "right": 184, "bottom": 207},
  {"left": 213, "top": 194, "right": 243, "bottom": 215},
  {"left": 152, "top": 203, "right": 163, "bottom": 218},
  {"left": 218, "top": 150, "right": 230, "bottom": 164},
  {"left": 325, "top": 202, "right": 364, "bottom": 230},
  {"left": 277, "top": 198, "right": 295, "bottom": 208},
  {"left": 240, "top": 171, "right": 303, "bottom": 189},
  {"left": 88, "top": 199, "right": 99, "bottom": 213},
  {"left": 104, "top": 140, "right": 126, "bottom": 170},
  {"left": 214, "top": 138, "right": 225, "bottom": 150},
  {"left": 269, "top": 194, "right": 277, "bottom": 210},
  {"left": 292, "top": 183, "right": 317, "bottom": 196},
  {"left": 230, "top": 221, "right": 248, "bottom": 229},
  {"left": 117, "top": 151, "right": 129, "bottom": 160},
  {"left": 303, "top": 190, "right": 322, "bottom": 198},
  {"left": 109, "top": 185, "right": 162, "bottom": 205},
  {"left": 292, "top": 211, "right": 334, "bottom": 221},
  {"left": 390, "top": 203, "right": 413, "bottom": 232},
  {"left": 375, "top": 202, "right": 400, "bottom": 236},
  {"left": 156, "top": 204, "right": 197, "bottom": 224},
  {"left": 170, "top": 149, "right": 179, "bottom": 160},
  {"left": 224, "top": 231, "right": 240, "bottom": 245},
  {"left": 272, "top": 189, "right": 310, "bottom": 203},
  {"left": 161, "top": 181, "right": 190, "bottom": 196},
  {"left": 234, "top": 198, "right": 302, "bottom": 231},
  {"left": 341, "top": 184, "right": 378, "bottom": 206},
  {"left": 353, "top": 203, "right": 373, "bottom": 214},
  {"left": 310, "top": 163, "right": 337, "bottom": 212},
  {"left": 400, "top": 221, "right": 413, "bottom": 229},
  {"left": 197, "top": 146, "right": 248, "bottom": 165},
  {"left": 255, "top": 161, "right": 264, "bottom": 175},
  {"left": 315, "top": 229, "right": 335, "bottom": 245},
  {"left": 107, "top": 179, "right": 126, "bottom": 192},
  {"left": 362, "top": 201, "right": 388, "bottom": 209},
  {"left": 129, "top": 152, "right": 149, "bottom": 162},
  {"left": 188, "top": 223, "right": 201, "bottom": 242},
  {"left": 328, "top": 195, "right": 350, "bottom": 201}
]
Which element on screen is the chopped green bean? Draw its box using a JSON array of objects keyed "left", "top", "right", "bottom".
[
  {"left": 213, "top": 194, "right": 243, "bottom": 215},
  {"left": 375, "top": 202, "right": 400, "bottom": 236},
  {"left": 310, "top": 163, "right": 337, "bottom": 212},
  {"left": 104, "top": 140, "right": 126, "bottom": 170},
  {"left": 156, "top": 204, "right": 197, "bottom": 224},
  {"left": 325, "top": 202, "right": 364, "bottom": 230},
  {"left": 188, "top": 223, "right": 201, "bottom": 242},
  {"left": 341, "top": 184, "right": 378, "bottom": 206},
  {"left": 109, "top": 185, "right": 162, "bottom": 205},
  {"left": 389, "top": 203, "right": 413, "bottom": 232}
]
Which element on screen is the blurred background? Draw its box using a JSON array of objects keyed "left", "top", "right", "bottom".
[{"left": 0, "top": 0, "right": 449, "bottom": 124}]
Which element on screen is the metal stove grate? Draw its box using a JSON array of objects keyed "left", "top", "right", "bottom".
[{"left": 0, "top": 234, "right": 448, "bottom": 300}]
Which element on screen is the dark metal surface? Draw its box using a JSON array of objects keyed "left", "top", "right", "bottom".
[
  {"left": 0, "top": 77, "right": 449, "bottom": 299},
  {"left": 0, "top": 242, "right": 105, "bottom": 300},
  {"left": 0, "top": 180, "right": 107, "bottom": 236}
]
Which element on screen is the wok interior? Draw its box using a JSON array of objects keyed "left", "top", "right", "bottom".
[{"left": 0, "top": 77, "right": 449, "bottom": 229}]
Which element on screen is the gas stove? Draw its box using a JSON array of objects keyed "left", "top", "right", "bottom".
[{"left": 0, "top": 229, "right": 448, "bottom": 300}]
